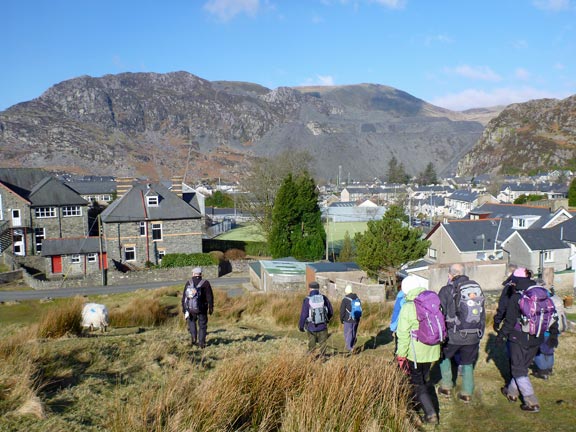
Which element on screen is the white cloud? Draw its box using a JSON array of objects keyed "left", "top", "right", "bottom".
[
  {"left": 301, "top": 75, "right": 336, "bottom": 86},
  {"left": 370, "top": 0, "right": 407, "bottom": 9},
  {"left": 425, "top": 34, "right": 454, "bottom": 46},
  {"left": 515, "top": 68, "right": 531, "bottom": 80},
  {"left": 204, "top": 0, "right": 260, "bottom": 21},
  {"left": 445, "top": 65, "right": 502, "bottom": 82},
  {"left": 555, "top": 62, "right": 566, "bottom": 70},
  {"left": 431, "top": 87, "right": 565, "bottom": 111},
  {"left": 533, "top": 0, "right": 571, "bottom": 11}
]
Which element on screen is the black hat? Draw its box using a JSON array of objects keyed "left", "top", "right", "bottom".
[{"left": 309, "top": 281, "right": 319, "bottom": 289}]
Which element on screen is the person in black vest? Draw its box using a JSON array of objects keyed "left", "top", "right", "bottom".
[
  {"left": 340, "top": 284, "right": 361, "bottom": 353},
  {"left": 181, "top": 267, "right": 214, "bottom": 348},
  {"left": 499, "top": 267, "right": 558, "bottom": 412},
  {"left": 298, "top": 281, "right": 333, "bottom": 355}
]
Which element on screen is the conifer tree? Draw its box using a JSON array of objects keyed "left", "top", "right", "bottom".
[
  {"left": 569, "top": 177, "right": 576, "bottom": 207},
  {"left": 354, "top": 207, "right": 430, "bottom": 278},
  {"left": 338, "top": 231, "right": 353, "bottom": 262},
  {"left": 269, "top": 174, "right": 298, "bottom": 258}
]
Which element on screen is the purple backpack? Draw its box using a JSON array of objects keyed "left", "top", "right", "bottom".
[
  {"left": 518, "top": 286, "right": 556, "bottom": 337},
  {"left": 411, "top": 290, "right": 446, "bottom": 345}
]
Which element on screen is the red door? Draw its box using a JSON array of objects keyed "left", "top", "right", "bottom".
[{"left": 52, "top": 256, "right": 63, "bottom": 274}]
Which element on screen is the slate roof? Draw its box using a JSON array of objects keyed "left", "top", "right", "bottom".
[
  {"left": 41, "top": 237, "right": 103, "bottom": 256},
  {"left": 549, "top": 217, "right": 576, "bottom": 243},
  {"left": 470, "top": 203, "right": 552, "bottom": 220},
  {"left": 513, "top": 229, "right": 570, "bottom": 251},
  {"left": 439, "top": 218, "right": 514, "bottom": 252},
  {"left": 447, "top": 190, "right": 478, "bottom": 202},
  {"left": 65, "top": 180, "right": 117, "bottom": 195},
  {"left": 0, "top": 168, "right": 88, "bottom": 206},
  {"left": 100, "top": 182, "right": 201, "bottom": 223},
  {"left": 307, "top": 262, "right": 361, "bottom": 272}
]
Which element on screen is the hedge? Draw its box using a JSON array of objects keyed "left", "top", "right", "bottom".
[{"left": 159, "top": 253, "right": 219, "bottom": 268}]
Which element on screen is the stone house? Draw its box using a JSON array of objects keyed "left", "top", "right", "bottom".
[
  {"left": 41, "top": 237, "right": 107, "bottom": 278},
  {"left": 99, "top": 181, "right": 203, "bottom": 268},
  {"left": 0, "top": 168, "right": 89, "bottom": 258}
]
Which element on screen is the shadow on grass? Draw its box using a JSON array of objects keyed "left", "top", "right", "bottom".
[
  {"left": 361, "top": 328, "right": 394, "bottom": 351},
  {"left": 484, "top": 333, "right": 510, "bottom": 383}
]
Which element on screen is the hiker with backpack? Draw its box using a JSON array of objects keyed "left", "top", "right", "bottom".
[
  {"left": 395, "top": 275, "right": 443, "bottom": 424},
  {"left": 437, "top": 263, "right": 485, "bottom": 403},
  {"left": 493, "top": 264, "right": 518, "bottom": 334},
  {"left": 181, "top": 267, "right": 214, "bottom": 348},
  {"left": 339, "top": 284, "right": 362, "bottom": 353},
  {"left": 498, "top": 268, "right": 559, "bottom": 413},
  {"left": 532, "top": 285, "right": 566, "bottom": 380},
  {"left": 299, "top": 281, "right": 334, "bottom": 355}
]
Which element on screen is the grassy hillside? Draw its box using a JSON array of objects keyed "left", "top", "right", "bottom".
[{"left": 1, "top": 286, "right": 575, "bottom": 431}]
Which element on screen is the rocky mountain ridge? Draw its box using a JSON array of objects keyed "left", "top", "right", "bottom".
[
  {"left": 0, "top": 71, "right": 494, "bottom": 181},
  {"left": 457, "top": 95, "right": 576, "bottom": 176}
]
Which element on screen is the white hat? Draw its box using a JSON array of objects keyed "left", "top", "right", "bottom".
[
  {"left": 345, "top": 284, "right": 353, "bottom": 295},
  {"left": 401, "top": 275, "right": 421, "bottom": 294},
  {"left": 192, "top": 267, "right": 202, "bottom": 275}
]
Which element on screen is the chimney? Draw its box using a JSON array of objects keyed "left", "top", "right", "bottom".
[
  {"left": 171, "top": 175, "right": 183, "bottom": 198},
  {"left": 116, "top": 177, "right": 134, "bottom": 198}
]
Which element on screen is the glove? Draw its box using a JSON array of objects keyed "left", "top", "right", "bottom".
[
  {"left": 396, "top": 356, "right": 410, "bottom": 375},
  {"left": 545, "top": 334, "right": 559, "bottom": 349},
  {"left": 184, "top": 311, "right": 189, "bottom": 320},
  {"left": 493, "top": 322, "right": 500, "bottom": 333},
  {"left": 496, "top": 333, "right": 506, "bottom": 345}
]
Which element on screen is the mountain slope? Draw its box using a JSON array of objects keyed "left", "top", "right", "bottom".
[
  {"left": 457, "top": 95, "right": 576, "bottom": 176},
  {"left": 0, "top": 71, "right": 487, "bottom": 181}
]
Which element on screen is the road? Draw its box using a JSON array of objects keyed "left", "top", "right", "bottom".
[{"left": 0, "top": 276, "right": 250, "bottom": 302}]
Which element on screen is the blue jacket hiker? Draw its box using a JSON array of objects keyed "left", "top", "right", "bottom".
[
  {"left": 396, "top": 275, "right": 441, "bottom": 425},
  {"left": 339, "top": 284, "right": 361, "bottom": 353},
  {"left": 299, "top": 281, "right": 333, "bottom": 354}
]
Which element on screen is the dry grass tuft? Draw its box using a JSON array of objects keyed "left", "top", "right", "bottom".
[
  {"left": 109, "top": 297, "right": 170, "bottom": 328},
  {"left": 36, "top": 297, "right": 83, "bottom": 339},
  {"left": 14, "top": 395, "right": 46, "bottom": 419},
  {"left": 107, "top": 349, "right": 415, "bottom": 432}
]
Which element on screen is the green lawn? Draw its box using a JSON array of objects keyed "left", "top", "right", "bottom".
[{"left": 215, "top": 223, "right": 266, "bottom": 242}]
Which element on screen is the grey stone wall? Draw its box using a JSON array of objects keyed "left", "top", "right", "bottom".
[{"left": 103, "top": 218, "right": 203, "bottom": 267}]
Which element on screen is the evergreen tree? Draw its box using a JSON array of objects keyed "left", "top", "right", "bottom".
[
  {"left": 291, "top": 173, "right": 326, "bottom": 261},
  {"left": 338, "top": 231, "right": 353, "bottom": 262},
  {"left": 269, "top": 174, "right": 298, "bottom": 258},
  {"left": 569, "top": 177, "right": 576, "bottom": 207},
  {"left": 354, "top": 213, "right": 430, "bottom": 279},
  {"left": 269, "top": 172, "right": 326, "bottom": 260},
  {"left": 205, "top": 190, "right": 234, "bottom": 208},
  {"left": 418, "top": 162, "right": 438, "bottom": 185}
]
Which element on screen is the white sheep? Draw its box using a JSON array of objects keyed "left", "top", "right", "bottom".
[{"left": 81, "top": 303, "right": 109, "bottom": 332}]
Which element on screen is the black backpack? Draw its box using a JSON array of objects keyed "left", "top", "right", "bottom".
[{"left": 185, "top": 279, "right": 205, "bottom": 314}]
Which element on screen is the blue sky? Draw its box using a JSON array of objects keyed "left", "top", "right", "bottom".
[{"left": 2, "top": 0, "right": 575, "bottom": 111}]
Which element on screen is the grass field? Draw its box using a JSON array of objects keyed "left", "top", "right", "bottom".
[
  {"left": 1, "top": 285, "right": 575, "bottom": 431},
  {"left": 215, "top": 223, "right": 266, "bottom": 242}
]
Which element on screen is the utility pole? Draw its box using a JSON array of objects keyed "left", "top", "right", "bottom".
[{"left": 98, "top": 214, "right": 107, "bottom": 286}]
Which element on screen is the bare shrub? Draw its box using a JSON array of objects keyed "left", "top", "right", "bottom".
[
  {"left": 224, "top": 248, "right": 246, "bottom": 260},
  {"left": 109, "top": 298, "right": 170, "bottom": 328},
  {"left": 208, "top": 250, "right": 224, "bottom": 263},
  {"left": 37, "top": 297, "right": 83, "bottom": 339}
]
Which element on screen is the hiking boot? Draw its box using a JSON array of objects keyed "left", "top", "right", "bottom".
[
  {"left": 501, "top": 387, "right": 517, "bottom": 403},
  {"left": 520, "top": 403, "right": 540, "bottom": 413},
  {"left": 457, "top": 393, "right": 471, "bottom": 403},
  {"left": 437, "top": 387, "right": 452, "bottom": 398},
  {"left": 532, "top": 370, "right": 549, "bottom": 380},
  {"left": 424, "top": 414, "right": 438, "bottom": 424}
]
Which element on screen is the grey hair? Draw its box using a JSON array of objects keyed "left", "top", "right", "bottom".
[{"left": 449, "top": 263, "right": 465, "bottom": 276}]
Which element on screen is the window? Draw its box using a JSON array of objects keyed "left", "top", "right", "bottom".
[
  {"left": 152, "top": 223, "right": 162, "bottom": 241},
  {"left": 543, "top": 250, "right": 553, "bottom": 262},
  {"left": 35, "top": 207, "right": 56, "bottom": 218},
  {"left": 146, "top": 196, "right": 159, "bottom": 207},
  {"left": 139, "top": 222, "right": 147, "bottom": 236},
  {"left": 428, "top": 248, "right": 437, "bottom": 259},
  {"left": 124, "top": 246, "right": 136, "bottom": 261},
  {"left": 62, "top": 206, "right": 82, "bottom": 217},
  {"left": 70, "top": 254, "right": 81, "bottom": 264},
  {"left": 34, "top": 227, "right": 45, "bottom": 254},
  {"left": 87, "top": 253, "right": 98, "bottom": 263}
]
